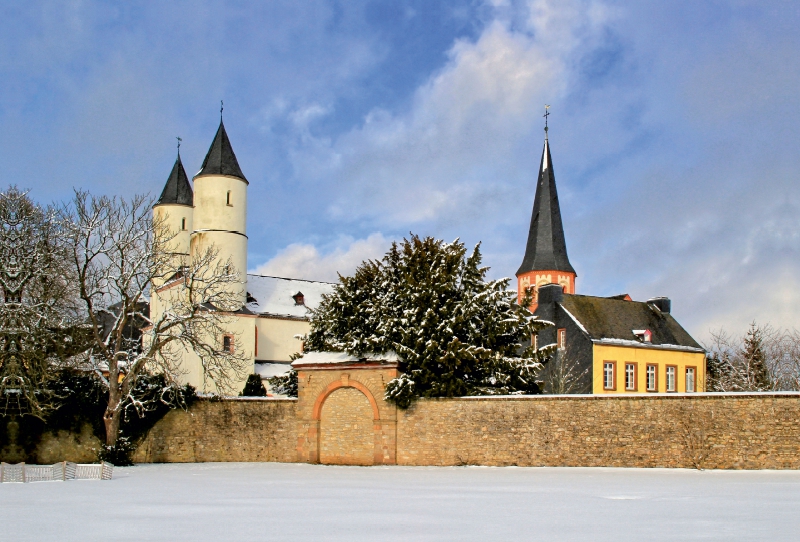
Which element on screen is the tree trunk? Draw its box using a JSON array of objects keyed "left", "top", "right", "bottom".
[{"left": 104, "top": 391, "right": 122, "bottom": 446}]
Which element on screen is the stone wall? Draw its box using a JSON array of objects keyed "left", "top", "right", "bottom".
[
  {"left": 132, "top": 392, "right": 800, "bottom": 469},
  {"left": 396, "top": 394, "right": 800, "bottom": 470},
  {"left": 132, "top": 398, "right": 297, "bottom": 464}
]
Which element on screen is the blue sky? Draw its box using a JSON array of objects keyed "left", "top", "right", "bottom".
[{"left": 2, "top": 0, "right": 799, "bottom": 341}]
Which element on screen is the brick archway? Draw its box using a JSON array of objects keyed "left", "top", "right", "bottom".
[{"left": 312, "top": 380, "right": 381, "bottom": 422}]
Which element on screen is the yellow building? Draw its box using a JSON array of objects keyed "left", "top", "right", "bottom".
[
  {"left": 150, "top": 119, "right": 334, "bottom": 395},
  {"left": 518, "top": 125, "right": 705, "bottom": 393}
]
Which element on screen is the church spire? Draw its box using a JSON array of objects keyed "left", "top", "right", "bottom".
[
  {"left": 516, "top": 111, "right": 576, "bottom": 308},
  {"left": 196, "top": 117, "right": 248, "bottom": 183},
  {"left": 155, "top": 150, "right": 193, "bottom": 207},
  {"left": 517, "top": 135, "right": 575, "bottom": 276}
]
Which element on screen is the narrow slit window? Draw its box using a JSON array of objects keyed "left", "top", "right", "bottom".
[
  {"left": 181, "top": 217, "right": 186, "bottom": 231},
  {"left": 222, "top": 334, "right": 234, "bottom": 353},
  {"left": 557, "top": 329, "right": 566, "bottom": 349},
  {"left": 226, "top": 190, "right": 232, "bottom": 206}
]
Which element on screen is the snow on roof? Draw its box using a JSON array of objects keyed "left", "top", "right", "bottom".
[
  {"left": 245, "top": 274, "right": 335, "bottom": 319},
  {"left": 292, "top": 351, "right": 400, "bottom": 367}
]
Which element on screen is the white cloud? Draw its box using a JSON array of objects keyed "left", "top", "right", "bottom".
[
  {"left": 289, "top": 1, "right": 607, "bottom": 229},
  {"left": 250, "top": 233, "right": 392, "bottom": 282}
]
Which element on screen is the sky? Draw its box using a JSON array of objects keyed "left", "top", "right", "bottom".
[{"left": 1, "top": 0, "right": 799, "bottom": 343}]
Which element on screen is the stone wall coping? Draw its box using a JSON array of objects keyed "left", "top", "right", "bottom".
[
  {"left": 428, "top": 391, "right": 800, "bottom": 402},
  {"left": 195, "top": 395, "right": 298, "bottom": 402}
]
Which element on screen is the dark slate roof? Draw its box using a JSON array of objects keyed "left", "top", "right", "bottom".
[
  {"left": 560, "top": 294, "right": 703, "bottom": 350},
  {"left": 195, "top": 119, "right": 248, "bottom": 183},
  {"left": 155, "top": 153, "right": 193, "bottom": 207},
  {"left": 517, "top": 138, "right": 575, "bottom": 275}
]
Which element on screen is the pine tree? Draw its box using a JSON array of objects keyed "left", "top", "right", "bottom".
[
  {"left": 239, "top": 374, "right": 267, "bottom": 397},
  {"left": 305, "top": 235, "right": 553, "bottom": 406},
  {"left": 742, "top": 323, "right": 772, "bottom": 391}
]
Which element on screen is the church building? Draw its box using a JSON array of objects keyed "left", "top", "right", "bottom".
[
  {"left": 150, "top": 118, "right": 334, "bottom": 394},
  {"left": 518, "top": 124, "right": 706, "bottom": 394}
]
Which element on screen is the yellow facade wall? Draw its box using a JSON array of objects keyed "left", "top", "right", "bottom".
[
  {"left": 592, "top": 344, "right": 706, "bottom": 394},
  {"left": 255, "top": 317, "right": 309, "bottom": 362}
]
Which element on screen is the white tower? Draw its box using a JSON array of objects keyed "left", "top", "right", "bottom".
[
  {"left": 152, "top": 151, "right": 194, "bottom": 290},
  {"left": 190, "top": 118, "right": 248, "bottom": 307}
]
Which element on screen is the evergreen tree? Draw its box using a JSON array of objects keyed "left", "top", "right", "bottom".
[
  {"left": 240, "top": 374, "right": 267, "bottom": 397},
  {"left": 742, "top": 323, "right": 772, "bottom": 390},
  {"left": 305, "top": 235, "right": 553, "bottom": 407}
]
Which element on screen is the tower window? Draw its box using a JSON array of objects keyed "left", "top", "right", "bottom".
[
  {"left": 181, "top": 217, "right": 186, "bottom": 231},
  {"left": 226, "top": 190, "right": 232, "bottom": 206},
  {"left": 222, "top": 334, "right": 234, "bottom": 353}
]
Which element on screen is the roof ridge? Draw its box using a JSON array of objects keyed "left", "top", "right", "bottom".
[{"left": 246, "top": 273, "right": 337, "bottom": 285}]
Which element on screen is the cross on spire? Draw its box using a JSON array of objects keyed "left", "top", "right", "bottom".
[
  {"left": 543, "top": 104, "right": 550, "bottom": 139},
  {"left": 176, "top": 136, "right": 182, "bottom": 152},
  {"left": 220, "top": 100, "right": 224, "bottom": 118}
]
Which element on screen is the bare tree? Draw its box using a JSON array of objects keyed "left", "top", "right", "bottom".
[
  {"left": 60, "top": 191, "right": 249, "bottom": 447},
  {"left": 541, "top": 345, "right": 591, "bottom": 394},
  {"left": 0, "top": 187, "right": 85, "bottom": 417}
]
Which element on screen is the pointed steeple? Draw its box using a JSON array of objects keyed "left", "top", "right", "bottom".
[
  {"left": 196, "top": 119, "right": 248, "bottom": 183},
  {"left": 516, "top": 136, "right": 575, "bottom": 276},
  {"left": 155, "top": 152, "right": 193, "bottom": 207}
]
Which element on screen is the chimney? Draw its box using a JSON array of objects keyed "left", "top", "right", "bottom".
[
  {"left": 538, "top": 283, "right": 564, "bottom": 305},
  {"left": 647, "top": 297, "right": 671, "bottom": 313}
]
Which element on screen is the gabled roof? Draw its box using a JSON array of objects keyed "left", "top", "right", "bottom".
[
  {"left": 195, "top": 119, "right": 248, "bottom": 183},
  {"left": 517, "top": 138, "right": 575, "bottom": 275},
  {"left": 155, "top": 153, "right": 193, "bottom": 207},
  {"left": 245, "top": 274, "right": 335, "bottom": 319},
  {"left": 560, "top": 294, "right": 703, "bottom": 351}
]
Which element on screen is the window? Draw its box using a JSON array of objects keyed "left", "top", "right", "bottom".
[
  {"left": 685, "top": 367, "right": 696, "bottom": 393},
  {"left": 646, "top": 364, "right": 657, "bottom": 392},
  {"left": 222, "top": 334, "right": 234, "bottom": 353},
  {"left": 557, "top": 329, "right": 566, "bottom": 349},
  {"left": 625, "top": 363, "right": 637, "bottom": 391},
  {"left": 603, "top": 361, "right": 616, "bottom": 390},
  {"left": 532, "top": 334, "right": 538, "bottom": 351},
  {"left": 181, "top": 217, "right": 186, "bottom": 231},
  {"left": 226, "top": 190, "right": 232, "bottom": 206},
  {"left": 666, "top": 365, "right": 676, "bottom": 392}
]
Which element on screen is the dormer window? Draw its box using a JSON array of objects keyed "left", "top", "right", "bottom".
[
  {"left": 292, "top": 291, "right": 305, "bottom": 306},
  {"left": 226, "top": 190, "right": 232, "bottom": 206},
  {"left": 633, "top": 329, "right": 652, "bottom": 343}
]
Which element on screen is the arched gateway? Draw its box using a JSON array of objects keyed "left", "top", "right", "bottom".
[{"left": 293, "top": 352, "right": 399, "bottom": 465}]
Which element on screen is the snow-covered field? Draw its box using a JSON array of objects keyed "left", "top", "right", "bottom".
[{"left": 2, "top": 463, "right": 799, "bottom": 541}]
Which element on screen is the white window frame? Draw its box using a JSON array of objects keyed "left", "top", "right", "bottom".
[
  {"left": 646, "top": 364, "right": 657, "bottom": 392},
  {"left": 603, "top": 361, "right": 616, "bottom": 391},
  {"left": 625, "top": 363, "right": 636, "bottom": 391},
  {"left": 685, "top": 367, "right": 696, "bottom": 393},
  {"left": 666, "top": 365, "right": 676, "bottom": 392}
]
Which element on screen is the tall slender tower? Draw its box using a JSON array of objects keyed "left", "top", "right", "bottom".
[
  {"left": 191, "top": 117, "right": 248, "bottom": 307},
  {"left": 516, "top": 119, "right": 576, "bottom": 310},
  {"left": 152, "top": 149, "right": 193, "bottom": 290}
]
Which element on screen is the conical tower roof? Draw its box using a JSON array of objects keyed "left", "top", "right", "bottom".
[
  {"left": 195, "top": 119, "right": 248, "bottom": 183},
  {"left": 155, "top": 152, "right": 193, "bottom": 207},
  {"left": 516, "top": 137, "right": 575, "bottom": 276}
]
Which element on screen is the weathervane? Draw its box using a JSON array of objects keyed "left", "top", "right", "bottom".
[
  {"left": 220, "top": 100, "right": 224, "bottom": 118},
  {"left": 176, "top": 136, "right": 182, "bottom": 152},
  {"left": 543, "top": 104, "right": 550, "bottom": 139}
]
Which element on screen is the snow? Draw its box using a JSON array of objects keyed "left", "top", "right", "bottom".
[
  {"left": 254, "top": 361, "right": 292, "bottom": 378},
  {"left": 245, "top": 274, "right": 335, "bottom": 319},
  {"left": 292, "top": 350, "right": 400, "bottom": 366},
  {"left": 2, "top": 463, "right": 799, "bottom": 541}
]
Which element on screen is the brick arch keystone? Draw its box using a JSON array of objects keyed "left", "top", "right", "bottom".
[{"left": 312, "top": 379, "right": 381, "bottom": 421}]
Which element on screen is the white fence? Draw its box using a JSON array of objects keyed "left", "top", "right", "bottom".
[{"left": 0, "top": 462, "right": 113, "bottom": 483}]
